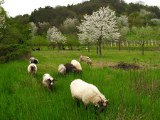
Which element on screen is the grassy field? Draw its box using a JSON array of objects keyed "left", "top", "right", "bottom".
[{"left": 0, "top": 49, "right": 160, "bottom": 120}]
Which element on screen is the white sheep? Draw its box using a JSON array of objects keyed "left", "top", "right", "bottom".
[
  {"left": 80, "top": 55, "right": 92, "bottom": 65},
  {"left": 42, "top": 73, "right": 54, "bottom": 91},
  {"left": 58, "top": 64, "right": 66, "bottom": 75},
  {"left": 27, "top": 63, "right": 37, "bottom": 75},
  {"left": 29, "top": 57, "right": 39, "bottom": 64},
  {"left": 70, "top": 79, "right": 109, "bottom": 111},
  {"left": 71, "top": 60, "right": 82, "bottom": 72}
]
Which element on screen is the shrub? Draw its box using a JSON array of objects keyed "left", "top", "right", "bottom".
[{"left": 0, "top": 44, "right": 30, "bottom": 63}]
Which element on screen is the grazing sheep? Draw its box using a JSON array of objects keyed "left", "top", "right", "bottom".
[
  {"left": 70, "top": 79, "right": 109, "bottom": 111},
  {"left": 42, "top": 73, "right": 55, "bottom": 91},
  {"left": 80, "top": 55, "right": 92, "bottom": 65},
  {"left": 58, "top": 64, "right": 66, "bottom": 75},
  {"left": 29, "top": 57, "right": 39, "bottom": 64},
  {"left": 71, "top": 60, "right": 82, "bottom": 72},
  {"left": 27, "top": 63, "right": 37, "bottom": 75},
  {"left": 64, "top": 63, "right": 80, "bottom": 73}
]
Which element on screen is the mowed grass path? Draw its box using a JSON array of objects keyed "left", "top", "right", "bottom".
[{"left": 0, "top": 49, "right": 160, "bottom": 120}]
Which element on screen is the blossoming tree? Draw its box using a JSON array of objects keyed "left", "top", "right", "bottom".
[
  {"left": 30, "top": 22, "right": 37, "bottom": 39},
  {"left": 77, "top": 7, "right": 120, "bottom": 56},
  {"left": 47, "top": 26, "right": 66, "bottom": 49},
  {"left": 0, "top": 4, "right": 7, "bottom": 42}
]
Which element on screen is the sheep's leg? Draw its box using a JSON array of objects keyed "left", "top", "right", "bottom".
[
  {"left": 73, "top": 98, "right": 80, "bottom": 107},
  {"left": 76, "top": 99, "right": 80, "bottom": 107}
]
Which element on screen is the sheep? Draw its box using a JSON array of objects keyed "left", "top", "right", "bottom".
[
  {"left": 64, "top": 63, "right": 81, "bottom": 73},
  {"left": 80, "top": 55, "right": 92, "bottom": 65},
  {"left": 71, "top": 60, "right": 82, "bottom": 73},
  {"left": 70, "top": 79, "right": 109, "bottom": 111},
  {"left": 27, "top": 63, "right": 37, "bottom": 75},
  {"left": 29, "top": 57, "right": 39, "bottom": 64},
  {"left": 42, "top": 73, "right": 55, "bottom": 91},
  {"left": 58, "top": 64, "right": 66, "bottom": 75}
]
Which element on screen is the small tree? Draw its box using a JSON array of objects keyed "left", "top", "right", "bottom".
[
  {"left": 117, "top": 15, "right": 129, "bottom": 50},
  {"left": 38, "top": 22, "right": 50, "bottom": 36},
  {"left": 60, "top": 18, "right": 79, "bottom": 34},
  {"left": 0, "top": 6, "right": 7, "bottom": 43},
  {"left": 47, "top": 26, "right": 66, "bottom": 50},
  {"left": 30, "top": 22, "right": 37, "bottom": 39},
  {"left": 77, "top": 7, "right": 120, "bottom": 56}
]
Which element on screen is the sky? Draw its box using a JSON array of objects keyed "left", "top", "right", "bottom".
[{"left": 1, "top": 0, "right": 160, "bottom": 17}]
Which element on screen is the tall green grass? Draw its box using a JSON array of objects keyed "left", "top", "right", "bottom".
[{"left": 0, "top": 49, "right": 159, "bottom": 120}]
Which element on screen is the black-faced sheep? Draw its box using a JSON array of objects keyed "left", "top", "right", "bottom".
[
  {"left": 29, "top": 57, "right": 39, "bottom": 64},
  {"left": 27, "top": 63, "right": 37, "bottom": 75},
  {"left": 80, "top": 55, "right": 92, "bottom": 65},
  {"left": 42, "top": 73, "right": 55, "bottom": 91},
  {"left": 71, "top": 60, "right": 82, "bottom": 72},
  {"left": 70, "top": 79, "right": 109, "bottom": 111}
]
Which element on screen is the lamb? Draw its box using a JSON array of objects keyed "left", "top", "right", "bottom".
[
  {"left": 29, "top": 57, "right": 39, "bottom": 64},
  {"left": 42, "top": 73, "right": 55, "bottom": 91},
  {"left": 58, "top": 64, "right": 66, "bottom": 75},
  {"left": 71, "top": 60, "right": 82, "bottom": 73},
  {"left": 27, "top": 63, "right": 37, "bottom": 75},
  {"left": 80, "top": 55, "right": 92, "bottom": 65},
  {"left": 70, "top": 79, "right": 109, "bottom": 111}
]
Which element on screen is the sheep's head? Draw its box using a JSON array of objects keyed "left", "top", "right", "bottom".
[
  {"left": 96, "top": 96, "right": 109, "bottom": 112},
  {"left": 34, "top": 59, "right": 39, "bottom": 64},
  {"left": 47, "top": 78, "right": 55, "bottom": 91},
  {"left": 31, "top": 65, "right": 36, "bottom": 71},
  {"left": 86, "top": 58, "right": 92, "bottom": 65}
]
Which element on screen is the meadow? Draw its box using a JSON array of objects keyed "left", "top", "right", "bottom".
[{"left": 0, "top": 48, "right": 160, "bottom": 120}]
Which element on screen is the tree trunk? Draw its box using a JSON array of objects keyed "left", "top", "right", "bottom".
[
  {"left": 96, "top": 43, "right": 99, "bottom": 55},
  {"left": 141, "top": 40, "right": 144, "bottom": 55},
  {"left": 118, "top": 40, "right": 121, "bottom": 51},
  {"left": 128, "top": 42, "right": 130, "bottom": 53},
  {"left": 87, "top": 43, "right": 90, "bottom": 52},
  {"left": 98, "top": 39, "right": 102, "bottom": 56}
]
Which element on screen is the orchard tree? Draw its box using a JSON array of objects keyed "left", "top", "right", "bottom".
[
  {"left": 0, "top": 5, "right": 7, "bottom": 43},
  {"left": 38, "top": 22, "right": 50, "bottom": 36},
  {"left": 47, "top": 26, "right": 66, "bottom": 50},
  {"left": 117, "top": 15, "right": 129, "bottom": 50},
  {"left": 77, "top": 7, "right": 120, "bottom": 56},
  {"left": 30, "top": 22, "right": 37, "bottom": 39},
  {"left": 60, "top": 18, "right": 79, "bottom": 34}
]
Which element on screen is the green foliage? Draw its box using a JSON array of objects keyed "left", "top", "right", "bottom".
[
  {"left": 10, "top": 15, "right": 31, "bottom": 40},
  {"left": 65, "top": 34, "right": 79, "bottom": 49},
  {"left": 126, "top": 26, "right": 160, "bottom": 41},
  {"left": 27, "top": 36, "right": 49, "bottom": 46},
  {"left": 0, "top": 44, "right": 30, "bottom": 63}
]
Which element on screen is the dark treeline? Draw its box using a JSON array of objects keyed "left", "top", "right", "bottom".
[{"left": 29, "top": 0, "right": 160, "bottom": 28}]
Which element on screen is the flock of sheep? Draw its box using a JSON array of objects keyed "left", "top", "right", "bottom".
[{"left": 27, "top": 55, "right": 109, "bottom": 111}]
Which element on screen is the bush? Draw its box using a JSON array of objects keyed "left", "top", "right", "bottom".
[{"left": 0, "top": 44, "right": 30, "bottom": 63}]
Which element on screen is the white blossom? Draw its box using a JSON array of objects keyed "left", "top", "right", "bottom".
[
  {"left": 47, "top": 26, "right": 66, "bottom": 44},
  {"left": 77, "top": 7, "right": 120, "bottom": 45},
  {"left": 30, "top": 22, "right": 37, "bottom": 38},
  {"left": 117, "top": 15, "right": 129, "bottom": 27},
  {"left": 0, "top": 6, "right": 6, "bottom": 39}
]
